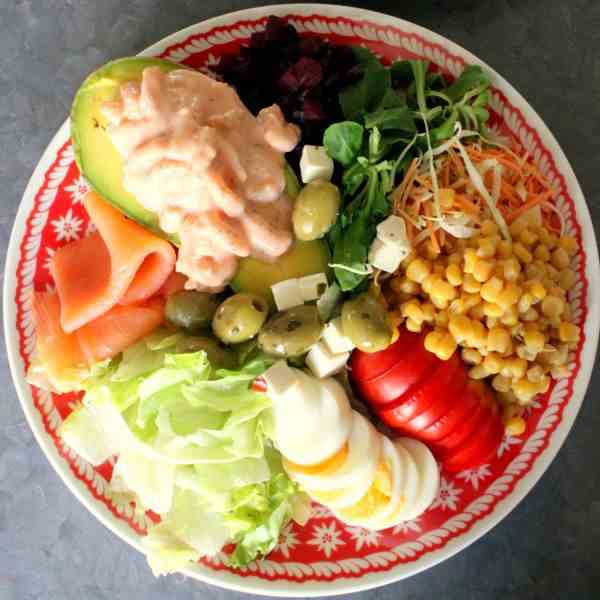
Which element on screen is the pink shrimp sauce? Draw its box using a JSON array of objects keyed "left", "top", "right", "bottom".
[{"left": 102, "top": 67, "right": 300, "bottom": 291}]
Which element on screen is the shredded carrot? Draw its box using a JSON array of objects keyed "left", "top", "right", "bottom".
[
  {"left": 506, "top": 191, "right": 554, "bottom": 223},
  {"left": 390, "top": 138, "right": 558, "bottom": 249},
  {"left": 454, "top": 193, "right": 481, "bottom": 215}
]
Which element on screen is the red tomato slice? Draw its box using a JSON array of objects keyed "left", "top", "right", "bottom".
[
  {"left": 431, "top": 384, "right": 491, "bottom": 453},
  {"left": 377, "top": 354, "right": 460, "bottom": 428},
  {"left": 417, "top": 377, "right": 480, "bottom": 442},
  {"left": 441, "top": 411, "right": 505, "bottom": 472},
  {"left": 349, "top": 328, "right": 423, "bottom": 383},
  {"left": 401, "top": 360, "right": 469, "bottom": 433},
  {"left": 359, "top": 345, "right": 440, "bottom": 407}
]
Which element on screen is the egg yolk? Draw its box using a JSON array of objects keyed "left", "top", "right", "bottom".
[
  {"left": 284, "top": 443, "right": 349, "bottom": 476},
  {"left": 338, "top": 460, "right": 392, "bottom": 520}
]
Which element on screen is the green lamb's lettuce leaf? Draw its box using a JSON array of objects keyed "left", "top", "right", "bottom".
[{"left": 323, "top": 121, "right": 364, "bottom": 166}]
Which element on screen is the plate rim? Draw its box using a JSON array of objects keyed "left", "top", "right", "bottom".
[{"left": 4, "top": 3, "right": 600, "bottom": 596}]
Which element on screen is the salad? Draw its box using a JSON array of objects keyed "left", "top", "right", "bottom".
[{"left": 28, "top": 16, "right": 581, "bottom": 575}]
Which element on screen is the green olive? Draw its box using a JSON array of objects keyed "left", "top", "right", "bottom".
[
  {"left": 341, "top": 293, "right": 392, "bottom": 353},
  {"left": 292, "top": 181, "right": 341, "bottom": 241},
  {"left": 166, "top": 291, "right": 219, "bottom": 332},
  {"left": 212, "top": 293, "right": 269, "bottom": 344},
  {"left": 258, "top": 305, "right": 322, "bottom": 357},
  {"left": 175, "top": 336, "right": 238, "bottom": 369}
]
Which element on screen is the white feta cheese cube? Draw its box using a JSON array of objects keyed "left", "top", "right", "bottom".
[
  {"left": 368, "top": 237, "right": 406, "bottom": 273},
  {"left": 298, "top": 272, "right": 328, "bottom": 302},
  {"left": 299, "top": 145, "right": 334, "bottom": 183},
  {"left": 306, "top": 341, "right": 350, "bottom": 378},
  {"left": 262, "top": 360, "right": 300, "bottom": 398},
  {"left": 322, "top": 317, "right": 355, "bottom": 354},
  {"left": 376, "top": 215, "right": 411, "bottom": 251},
  {"left": 271, "top": 278, "right": 304, "bottom": 311}
]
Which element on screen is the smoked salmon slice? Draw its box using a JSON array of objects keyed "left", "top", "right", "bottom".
[
  {"left": 32, "top": 291, "right": 165, "bottom": 370},
  {"left": 51, "top": 191, "right": 175, "bottom": 333},
  {"left": 31, "top": 291, "right": 86, "bottom": 376}
]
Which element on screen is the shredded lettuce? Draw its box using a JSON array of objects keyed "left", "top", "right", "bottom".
[{"left": 57, "top": 329, "right": 304, "bottom": 573}]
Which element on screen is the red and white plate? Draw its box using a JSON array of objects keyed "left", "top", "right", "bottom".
[{"left": 4, "top": 4, "right": 599, "bottom": 596}]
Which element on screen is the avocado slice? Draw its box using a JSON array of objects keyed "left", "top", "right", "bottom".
[
  {"left": 231, "top": 239, "right": 331, "bottom": 308},
  {"left": 70, "top": 57, "right": 184, "bottom": 240},
  {"left": 71, "top": 57, "right": 302, "bottom": 246}
]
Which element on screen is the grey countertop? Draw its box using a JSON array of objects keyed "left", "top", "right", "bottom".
[{"left": 1, "top": 1, "right": 599, "bottom": 599}]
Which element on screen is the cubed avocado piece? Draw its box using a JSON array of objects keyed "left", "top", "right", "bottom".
[
  {"left": 70, "top": 57, "right": 184, "bottom": 241},
  {"left": 231, "top": 239, "right": 331, "bottom": 307}
]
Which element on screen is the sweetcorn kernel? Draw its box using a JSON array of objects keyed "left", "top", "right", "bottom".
[
  {"left": 480, "top": 277, "right": 503, "bottom": 304},
  {"left": 448, "top": 315, "right": 473, "bottom": 344},
  {"left": 497, "top": 240, "right": 513, "bottom": 259},
  {"left": 481, "top": 219, "right": 499, "bottom": 236},
  {"left": 558, "top": 235, "right": 578, "bottom": 256},
  {"left": 462, "top": 347, "right": 483, "bottom": 365},
  {"left": 463, "top": 273, "right": 482, "bottom": 293},
  {"left": 503, "top": 257, "right": 522, "bottom": 282},
  {"left": 421, "top": 302, "right": 436, "bottom": 323},
  {"left": 487, "top": 326, "right": 512, "bottom": 354},
  {"left": 551, "top": 247, "right": 570, "bottom": 270},
  {"left": 483, "top": 352, "right": 504, "bottom": 374},
  {"left": 483, "top": 301, "right": 504, "bottom": 318},
  {"left": 421, "top": 273, "right": 438, "bottom": 295},
  {"left": 472, "top": 258, "right": 495, "bottom": 282},
  {"left": 405, "top": 318, "right": 422, "bottom": 333},
  {"left": 558, "top": 268, "right": 576, "bottom": 290},
  {"left": 492, "top": 373, "right": 511, "bottom": 393},
  {"left": 527, "top": 280, "right": 547, "bottom": 302},
  {"left": 500, "top": 357, "right": 527, "bottom": 379},
  {"left": 446, "top": 263, "right": 463, "bottom": 287},
  {"left": 521, "top": 308, "right": 539, "bottom": 322},
  {"left": 468, "top": 364, "right": 488, "bottom": 380},
  {"left": 541, "top": 295, "right": 565, "bottom": 318},
  {"left": 534, "top": 244, "right": 551, "bottom": 262},
  {"left": 513, "top": 242, "right": 533, "bottom": 264},
  {"left": 463, "top": 248, "right": 478, "bottom": 274},
  {"left": 431, "top": 278, "right": 458, "bottom": 302},
  {"left": 559, "top": 322, "right": 580, "bottom": 343},
  {"left": 523, "top": 328, "right": 546, "bottom": 353},
  {"left": 469, "top": 302, "right": 486, "bottom": 320},
  {"left": 435, "top": 310, "right": 450, "bottom": 329},
  {"left": 406, "top": 258, "right": 431, "bottom": 283},
  {"left": 550, "top": 364, "right": 570, "bottom": 379},
  {"left": 467, "top": 320, "right": 487, "bottom": 348},
  {"left": 497, "top": 282, "right": 522, "bottom": 309},
  {"left": 505, "top": 416, "right": 526, "bottom": 436},
  {"left": 526, "top": 365, "right": 546, "bottom": 383},
  {"left": 401, "top": 299, "right": 424, "bottom": 324},
  {"left": 509, "top": 219, "right": 527, "bottom": 237},
  {"left": 477, "top": 236, "right": 499, "bottom": 258},
  {"left": 518, "top": 228, "right": 539, "bottom": 246},
  {"left": 424, "top": 329, "right": 457, "bottom": 360},
  {"left": 518, "top": 293, "right": 534, "bottom": 314}
]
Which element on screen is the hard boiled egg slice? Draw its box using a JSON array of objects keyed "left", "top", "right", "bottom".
[
  {"left": 271, "top": 369, "right": 352, "bottom": 466},
  {"left": 285, "top": 411, "right": 382, "bottom": 509},
  {"left": 334, "top": 436, "right": 406, "bottom": 529},
  {"left": 380, "top": 438, "right": 439, "bottom": 529}
]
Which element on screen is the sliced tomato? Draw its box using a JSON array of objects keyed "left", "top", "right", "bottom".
[
  {"left": 401, "top": 359, "right": 469, "bottom": 433},
  {"left": 349, "top": 328, "right": 422, "bottom": 383},
  {"left": 431, "top": 387, "right": 492, "bottom": 454},
  {"left": 377, "top": 354, "right": 460, "bottom": 428},
  {"left": 441, "top": 411, "right": 505, "bottom": 472},
  {"left": 418, "top": 378, "right": 480, "bottom": 443},
  {"left": 359, "top": 346, "right": 439, "bottom": 407}
]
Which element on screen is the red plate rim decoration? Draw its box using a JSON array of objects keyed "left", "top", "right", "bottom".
[{"left": 4, "top": 4, "right": 599, "bottom": 597}]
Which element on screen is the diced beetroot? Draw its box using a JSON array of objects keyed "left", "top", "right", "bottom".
[{"left": 301, "top": 98, "right": 325, "bottom": 121}]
